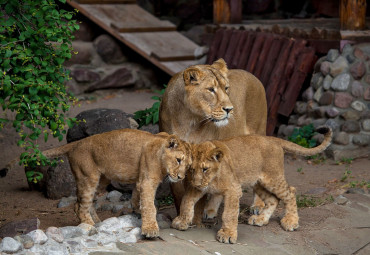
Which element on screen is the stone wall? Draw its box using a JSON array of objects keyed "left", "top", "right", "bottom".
[
  {"left": 65, "top": 20, "right": 159, "bottom": 95},
  {"left": 278, "top": 43, "right": 370, "bottom": 160}
]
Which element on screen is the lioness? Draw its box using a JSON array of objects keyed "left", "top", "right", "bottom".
[
  {"left": 172, "top": 127, "right": 332, "bottom": 244},
  {"left": 159, "top": 58, "right": 268, "bottom": 218},
  {"left": 1, "top": 129, "right": 192, "bottom": 238}
]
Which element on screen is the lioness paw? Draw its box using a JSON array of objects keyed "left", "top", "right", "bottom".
[
  {"left": 217, "top": 228, "right": 237, "bottom": 244},
  {"left": 280, "top": 216, "right": 299, "bottom": 231},
  {"left": 247, "top": 215, "right": 269, "bottom": 227},
  {"left": 171, "top": 216, "right": 189, "bottom": 231},
  {"left": 141, "top": 223, "right": 159, "bottom": 238}
]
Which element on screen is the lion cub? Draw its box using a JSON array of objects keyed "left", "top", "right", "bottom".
[
  {"left": 172, "top": 127, "right": 332, "bottom": 244},
  {"left": 2, "top": 129, "right": 192, "bottom": 238}
]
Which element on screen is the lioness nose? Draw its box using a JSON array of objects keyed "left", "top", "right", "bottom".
[
  {"left": 223, "top": 107, "right": 233, "bottom": 114},
  {"left": 178, "top": 175, "right": 183, "bottom": 180}
]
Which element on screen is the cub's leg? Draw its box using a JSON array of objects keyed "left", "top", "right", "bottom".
[
  {"left": 217, "top": 191, "right": 241, "bottom": 244},
  {"left": 73, "top": 166, "right": 101, "bottom": 225},
  {"left": 248, "top": 183, "right": 278, "bottom": 227},
  {"left": 140, "top": 179, "right": 160, "bottom": 238},
  {"left": 170, "top": 182, "right": 186, "bottom": 214},
  {"left": 260, "top": 177, "right": 299, "bottom": 231},
  {"left": 172, "top": 187, "right": 205, "bottom": 231},
  {"left": 131, "top": 184, "right": 141, "bottom": 214},
  {"left": 204, "top": 194, "right": 223, "bottom": 220},
  {"left": 192, "top": 195, "right": 206, "bottom": 227},
  {"left": 250, "top": 193, "right": 265, "bottom": 215}
]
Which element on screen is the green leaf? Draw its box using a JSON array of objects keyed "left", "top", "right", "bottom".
[
  {"left": 50, "top": 121, "right": 58, "bottom": 130},
  {"left": 4, "top": 50, "right": 12, "bottom": 58},
  {"left": 44, "top": 132, "right": 49, "bottom": 142}
]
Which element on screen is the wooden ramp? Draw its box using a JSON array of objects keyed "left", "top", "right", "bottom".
[{"left": 68, "top": 0, "right": 201, "bottom": 75}]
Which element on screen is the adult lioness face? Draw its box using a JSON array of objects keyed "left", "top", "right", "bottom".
[{"left": 183, "top": 59, "right": 233, "bottom": 127}]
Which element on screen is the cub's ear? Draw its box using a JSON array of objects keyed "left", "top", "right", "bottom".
[
  {"left": 167, "top": 135, "right": 179, "bottom": 149},
  {"left": 183, "top": 67, "right": 202, "bottom": 86},
  {"left": 209, "top": 148, "right": 223, "bottom": 162},
  {"left": 211, "top": 58, "right": 228, "bottom": 76}
]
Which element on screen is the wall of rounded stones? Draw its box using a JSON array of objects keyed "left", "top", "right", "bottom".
[
  {"left": 64, "top": 20, "right": 159, "bottom": 95},
  {"left": 278, "top": 43, "right": 370, "bottom": 160}
]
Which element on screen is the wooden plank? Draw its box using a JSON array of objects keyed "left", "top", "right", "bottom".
[
  {"left": 120, "top": 32, "right": 199, "bottom": 61},
  {"left": 77, "top": 0, "right": 136, "bottom": 3},
  {"left": 340, "top": 0, "right": 367, "bottom": 30},
  {"left": 253, "top": 33, "right": 275, "bottom": 80},
  {"left": 260, "top": 36, "right": 284, "bottom": 87},
  {"left": 213, "top": 0, "right": 230, "bottom": 24},
  {"left": 237, "top": 31, "right": 255, "bottom": 69},
  {"left": 245, "top": 32, "right": 264, "bottom": 72},
  {"left": 230, "top": 30, "right": 248, "bottom": 69},
  {"left": 340, "top": 30, "right": 370, "bottom": 41},
  {"left": 223, "top": 30, "right": 243, "bottom": 66},
  {"left": 161, "top": 60, "right": 200, "bottom": 75},
  {"left": 216, "top": 29, "right": 234, "bottom": 60},
  {"left": 207, "top": 28, "right": 225, "bottom": 64},
  {"left": 80, "top": 4, "right": 176, "bottom": 33},
  {"left": 278, "top": 47, "right": 316, "bottom": 116}
]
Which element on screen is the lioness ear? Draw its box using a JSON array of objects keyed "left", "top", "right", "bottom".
[
  {"left": 168, "top": 135, "right": 179, "bottom": 149},
  {"left": 209, "top": 148, "right": 223, "bottom": 162},
  {"left": 211, "top": 58, "right": 228, "bottom": 76},
  {"left": 183, "top": 67, "right": 202, "bottom": 86}
]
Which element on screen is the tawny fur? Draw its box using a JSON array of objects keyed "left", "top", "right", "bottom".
[
  {"left": 2, "top": 129, "right": 192, "bottom": 238},
  {"left": 159, "top": 58, "right": 268, "bottom": 219},
  {"left": 172, "top": 127, "right": 332, "bottom": 244}
]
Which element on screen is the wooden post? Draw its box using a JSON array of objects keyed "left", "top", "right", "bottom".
[
  {"left": 340, "top": 0, "right": 367, "bottom": 30},
  {"left": 213, "top": 0, "right": 242, "bottom": 24}
]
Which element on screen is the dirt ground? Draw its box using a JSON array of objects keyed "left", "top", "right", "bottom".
[{"left": 0, "top": 89, "right": 369, "bottom": 232}]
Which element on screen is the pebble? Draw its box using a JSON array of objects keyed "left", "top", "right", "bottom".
[
  {"left": 57, "top": 196, "right": 77, "bottom": 208},
  {"left": 313, "top": 87, "right": 324, "bottom": 102},
  {"left": 326, "top": 49, "right": 339, "bottom": 62},
  {"left": 334, "top": 92, "right": 353, "bottom": 108},
  {"left": 351, "top": 101, "right": 367, "bottom": 112},
  {"left": 14, "top": 234, "right": 34, "bottom": 249},
  {"left": 320, "top": 61, "right": 331, "bottom": 76},
  {"left": 352, "top": 134, "right": 370, "bottom": 146},
  {"left": 330, "top": 56, "right": 348, "bottom": 76},
  {"left": 106, "top": 190, "right": 123, "bottom": 202},
  {"left": 334, "top": 195, "right": 348, "bottom": 205},
  {"left": 0, "top": 237, "right": 22, "bottom": 253},
  {"left": 364, "top": 87, "right": 370, "bottom": 101},
  {"left": 325, "top": 119, "right": 340, "bottom": 132},
  {"left": 311, "top": 73, "right": 323, "bottom": 90},
  {"left": 350, "top": 61, "right": 366, "bottom": 79},
  {"left": 59, "top": 226, "right": 84, "bottom": 239},
  {"left": 341, "top": 121, "right": 361, "bottom": 133},
  {"left": 319, "top": 91, "right": 334, "bottom": 106},
  {"left": 341, "top": 110, "right": 361, "bottom": 121},
  {"left": 362, "top": 119, "right": 370, "bottom": 131},
  {"left": 351, "top": 81, "right": 364, "bottom": 98},
  {"left": 46, "top": 226, "right": 64, "bottom": 243},
  {"left": 27, "top": 229, "right": 48, "bottom": 245},
  {"left": 331, "top": 73, "right": 350, "bottom": 91},
  {"left": 326, "top": 107, "right": 340, "bottom": 118},
  {"left": 322, "top": 75, "right": 333, "bottom": 90},
  {"left": 333, "top": 132, "right": 350, "bottom": 145},
  {"left": 346, "top": 188, "right": 366, "bottom": 194},
  {"left": 120, "top": 193, "right": 132, "bottom": 201}
]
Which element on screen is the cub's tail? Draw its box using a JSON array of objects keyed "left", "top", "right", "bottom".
[
  {"left": 0, "top": 142, "right": 77, "bottom": 178},
  {"left": 280, "top": 126, "right": 332, "bottom": 156}
]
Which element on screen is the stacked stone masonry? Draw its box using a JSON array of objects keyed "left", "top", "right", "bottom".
[{"left": 278, "top": 43, "right": 370, "bottom": 160}]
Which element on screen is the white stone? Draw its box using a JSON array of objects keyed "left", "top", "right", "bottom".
[
  {"left": 46, "top": 227, "right": 64, "bottom": 243},
  {"left": 118, "top": 215, "right": 142, "bottom": 229},
  {"left": 97, "top": 217, "right": 123, "bottom": 233},
  {"left": 60, "top": 226, "right": 84, "bottom": 239},
  {"left": 322, "top": 75, "right": 333, "bottom": 90},
  {"left": 106, "top": 190, "right": 123, "bottom": 202},
  {"left": 0, "top": 237, "right": 22, "bottom": 253},
  {"left": 329, "top": 56, "right": 349, "bottom": 76},
  {"left": 362, "top": 119, "right": 370, "bottom": 131},
  {"left": 331, "top": 73, "right": 350, "bottom": 91},
  {"left": 351, "top": 100, "right": 367, "bottom": 112},
  {"left": 313, "top": 87, "right": 324, "bottom": 102},
  {"left": 78, "top": 223, "right": 98, "bottom": 236},
  {"left": 118, "top": 233, "right": 137, "bottom": 243},
  {"left": 27, "top": 229, "right": 48, "bottom": 245}
]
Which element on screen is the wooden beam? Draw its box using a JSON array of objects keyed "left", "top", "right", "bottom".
[
  {"left": 340, "top": 0, "right": 367, "bottom": 30},
  {"left": 213, "top": 0, "right": 242, "bottom": 24}
]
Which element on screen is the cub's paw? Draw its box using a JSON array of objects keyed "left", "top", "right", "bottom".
[
  {"left": 280, "top": 216, "right": 299, "bottom": 231},
  {"left": 171, "top": 216, "right": 189, "bottom": 231},
  {"left": 216, "top": 228, "right": 237, "bottom": 244},
  {"left": 141, "top": 223, "right": 159, "bottom": 238},
  {"left": 247, "top": 215, "right": 269, "bottom": 227},
  {"left": 204, "top": 208, "right": 217, "bottom": 219}
]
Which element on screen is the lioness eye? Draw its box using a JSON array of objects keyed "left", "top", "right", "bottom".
[
  {"left": 208, "top": 88, "right": 215, "bottom": 93},
  {"left": 225, "top": 87, "right": 229, "bottom": 91},
  {"left": 176, "top": 158, "right": 181, "bottom": 164},
  {"left": 203, "top": 167, "right": 208, "bottom": 173}
]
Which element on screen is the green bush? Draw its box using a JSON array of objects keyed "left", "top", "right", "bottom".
[
  {"left": 0, "top": 0, "right": 79, "bottom": 170},
  {"left": 288, "top": 124, "right": 317, "bottom": 148},
  {"left": 134, "top": 85, "right": 166, "bottom": 128}
]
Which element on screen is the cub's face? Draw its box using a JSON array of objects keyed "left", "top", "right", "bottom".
[
  {"left": 189, "top": 142, "right": 223, "bottom": 191},
  {"left": 162, "top": 136, "right": 192, "bottom": 183},
  {"left": 183, "top": 59, "right": 233, "bottom": 127}
]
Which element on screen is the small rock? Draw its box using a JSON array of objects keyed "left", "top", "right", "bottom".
[
  {"left": 331, "top": 73, "right": 350, "bottom": 91},
  {"left": 100, "top": 203, "right": 114, "bottom": 212},
  {"left": 97, "top": 217, "right": 123, "bottom": 233},
  {"left": 71, "top": 69, "right": 100, "bottom": 83},
  {"left": 362, "top": 119, "right": 370, "bottom": 131},
  {"left": 351, "top": 101, "right": 367, "bottom": 112},
  {"left": 294, "top": 102, "right": 307, "bottom": 115},
  {"left": 351, "top": 81, "right": 364, "bottom": 98},
  {"left": 117, "top": 233, "right": 137, "bottom": 243},
  {"left": 27, "top": 229, "right": 48, "bottom": 245},
  {"left": 326, "top": 49, "right": 340, "bottom": 62},
  {"left": 297, "top": 115, "right": 307, "bottom": 126},
  {"left": 302, "top": 87, "right": 314, "bottom": 101},
  {"left": 319, "top": 91, "right": 334, "bottom": 106},
  {"left": 65, "top": 41, "right": 93, "bottom": 66},
  {"left": 350, "top": 61, "right": 366, "bottom": 79},
  {"left": 59, "top": 226, "right": 84, "bottom": 239},
  {"left": 334, "top": 195, "right": 348, "bottom": 205},
  {"left": 107, "top": 190, "right": 123, "bottom": 203},
  {"left": 326, "top": 107, "right": 340, "bottom": 118},
  {"left": 325, "top": 119, "right": 340, "bottom": 131},
  {"left": 364, "top": 87, "right": 370, "bottom": 101},
  {"left": 334, "top": 92, "right": 353, "bottom": 108},
  {"left": 277, "top": 124, "right": 286, "bottom": 136},
  {"left": 78, "top": 223, "right": 98, "bottom": 236},
  {"left": 322, "top": 75, "right": 333, "bottom": 90},
  {"left": 118, "top": 215, "right": 142, "bottom": 229},
  {"left": 112, "top": 203, "right": 125, "bottom": 214},
  {"left": 341, "top": 110, "right": 361, "bottom": 121},
  {"left": 66, "top": 240, "right": 82, "bottom": 254},
  {"left": 92, "top": 232, "right": 117, "bottom": 246},
  {"left": 353, "top": 134, "right": 370, "bottom": 146},
  {"left": 333, "top": 132, "right": 350, "bottom": 145},
  {"left": 139, "top": 124, "right": 159, "bottom": 134},
  {"left": 365, "top": 74, "right": 370, "bottom": 85},
  {"left": 156, "top": 213, "right": 172, "bottom": 229},
  {"left": 283, "top": 125, "right": 295, "bottom": 137},
  {"left": 346, "top": 53, "right": 356, "bottom": 63},
  {"left": 320, "top": 61, "right": 331, "bottom": 76},
  {"left": 353, "top": 47, "right": 366, "bottom": 60},
  {"left": 342, "top": 43, "right": 353, "bottom": 56},
  {"left": 14, "top": 234, "right": 34, "bottom": 249},
  {"left": 120, "top": 193, "right": 132, "bottom": 202},
  {"left": 0, "top": 237, "right": 22, "bottom": 253},
  {"left": 93, "top": 34, "right": 126, "bottom": 64},
  {"left": 362, "top": 110, "right": 370, "bottom": 119},
  {"left": 0, "top": 218, "right": 40, "bottom": 238},
  {"left": 45, "top": 227, "right": 64, "bottom": 243},
  {"left": 314, "top": 56, "right": 326, "bottom": 72},
  {"left": 313, "top": 87, "right": 324, "bottom": 102},
  {"left": 330, "top": 56, "right": 349, "bottom": 76},
  {"left": 346, "top": 188, "right": 366, "bottom": 194},
  {"left": 57, "top": 196, "right": 77, "bottom": 208},
  {"left": 288, "top": 115, "right": 298, "bottom": 125},
  {"left": 311, "top": 73, "right": 324, "bottom": 90},
  {"left": 341, "top": 121, "right": 361, "bottom": 133}
]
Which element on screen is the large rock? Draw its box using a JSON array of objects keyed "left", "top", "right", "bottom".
[
  {"left": 351, "top": 81, "right": 364, "bottom": 98},
  {"left": 67, "top": 109, "right": 137, "bottom": 143},
  {"left": 73, "top": 20, "right": 95, "bottom": 42},
  {"left": 331, "top": 73, "right": 350, "bottom": 91},
  {"left": 93, "top": 34, "right": 126, "bottom": 64},
  {"left": 329, "top": 56, "right": 348, "bottom": 77},
  {"left": 334, "top": 92, "right": 353, "bottom": 108},
  {"left": 71, "top": 69, "right": 100, "bottom": 83},
  {"left": 350, "top": 61, "right": 366, "bottom": 80},
  {"left": 65, "top": 41, "right": 94, "bottom": 66}
]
